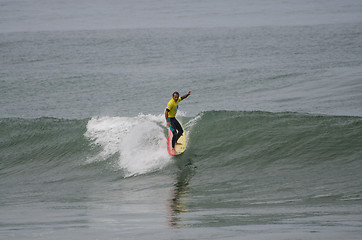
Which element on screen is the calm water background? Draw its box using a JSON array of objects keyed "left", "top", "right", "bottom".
[{"left": 1, "top": 0, "right": 362, "bottom": 239}]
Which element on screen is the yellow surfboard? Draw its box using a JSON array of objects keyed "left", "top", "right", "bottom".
[{"left": 167, "top": 127, "right": 186, "bottom": 155}]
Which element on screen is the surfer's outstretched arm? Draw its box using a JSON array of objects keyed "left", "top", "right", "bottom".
[{"left": 181, "top": 91, "right": 192, "bottom": 100}]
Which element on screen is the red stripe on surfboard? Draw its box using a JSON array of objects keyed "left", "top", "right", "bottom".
[{"left": 167, "top": 129, "right": 176, "bottom": 155}]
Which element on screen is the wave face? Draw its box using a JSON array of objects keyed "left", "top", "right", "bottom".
[
  {"left": 1, "top": 111, "right": 361, "bottom": 180},
  {"left": 187, "top": 111, "right": 362, "bottom": 166},
  {"left": 1, "top": 111, "right": 362, "bottom": 239},
  {"left": 0, "top": 117, "right": 88, "bottom": 174},
  {"left": 1, "top": 111, "right": 361, "bottom": 179}
]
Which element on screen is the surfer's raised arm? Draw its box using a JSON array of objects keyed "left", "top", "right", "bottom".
[{"left": 181, "top": 91, "right": 192, "bottom": 100}]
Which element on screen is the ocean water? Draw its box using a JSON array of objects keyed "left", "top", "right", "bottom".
[{"left": 1, "top": 0, "right": 362, "bottom": 239}]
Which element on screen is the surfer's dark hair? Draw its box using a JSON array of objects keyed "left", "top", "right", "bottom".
[{"left": 173, "top": 92, "right": 179, "bottom": 97}]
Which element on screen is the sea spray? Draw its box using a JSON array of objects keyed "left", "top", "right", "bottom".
[{"left": 85, "top": 115, "right": 171, "bottom": 177}]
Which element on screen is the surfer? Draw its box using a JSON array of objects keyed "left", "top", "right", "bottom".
[{"left": 165, "top": 91, "right": 192, "bottom": 154}]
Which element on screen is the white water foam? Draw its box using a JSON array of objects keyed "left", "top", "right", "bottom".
[{"left": 85, "top": 114, "right": 171, "bottom": 177}]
